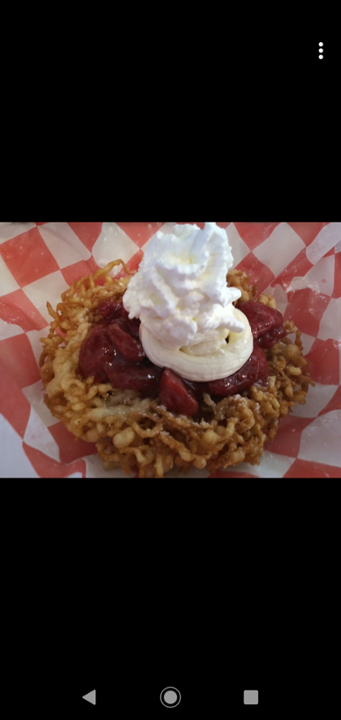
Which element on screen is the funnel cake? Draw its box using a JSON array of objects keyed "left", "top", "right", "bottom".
[{"left": 39, "top": 261, "right": 314, "bottom": 478}]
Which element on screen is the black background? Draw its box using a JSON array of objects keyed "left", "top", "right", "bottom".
[
  {"left": 33, "top": 616, "right": 323, "bottom": 719},
  {"left": 16, "top": 494, "right": 335, "bottom": 720},
  {"left": 46, "top": 622, "right": 330, "bottom": 719},
  {"left": 51, "top": 640, "right": 265, "bottom": 718}
]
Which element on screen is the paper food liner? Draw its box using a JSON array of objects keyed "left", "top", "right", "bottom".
[{"left": 0, "top": 221, "right": 340, "bottom": 479}]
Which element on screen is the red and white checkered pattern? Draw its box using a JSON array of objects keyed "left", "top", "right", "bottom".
[{"left": 0, "top": 222, "right": 340, "bottom": 479}]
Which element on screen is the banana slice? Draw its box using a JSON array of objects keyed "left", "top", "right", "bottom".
[{"left": 140, "top": 307, "right": 253, "bottom": 382}]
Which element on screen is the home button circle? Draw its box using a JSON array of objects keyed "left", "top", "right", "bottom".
[{"left": 160, "top": 687, "right": 181, "bottom": 708}]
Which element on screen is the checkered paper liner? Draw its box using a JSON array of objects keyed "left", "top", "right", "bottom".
[{"left": 0, "top": 221, "right": 340, "bottom": 479}]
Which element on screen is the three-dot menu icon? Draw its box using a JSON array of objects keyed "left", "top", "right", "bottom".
[{"left": 319, "top": 42, "right": 324, "bottom": 59}]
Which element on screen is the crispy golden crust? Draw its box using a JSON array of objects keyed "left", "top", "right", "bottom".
[{"left": 39, "top": 263, "right": 315, "bottom": 478}]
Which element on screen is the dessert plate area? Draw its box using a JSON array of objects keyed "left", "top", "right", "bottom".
[{"left": 0, "top": 222, "right": 340, "bottom": 478}]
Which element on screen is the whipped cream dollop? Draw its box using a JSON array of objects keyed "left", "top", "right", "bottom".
[{"left": 123, "top": 222, "right": 253, "bottom": 381}]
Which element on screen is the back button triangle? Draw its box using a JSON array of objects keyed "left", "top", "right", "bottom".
[{"left": 82, "top": 690, "right": 96, "bottom": 705}]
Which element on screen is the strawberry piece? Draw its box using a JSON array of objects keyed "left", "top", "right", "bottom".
[
  {"left": 105, "top": 361, "right": 161, "bottom": 392},
  {"left": 98, "top": 299, "right": 123, "bottom": 320},
  {"left": 258, "top": 325, "right": 287, "bottom": 348},
  {"left": 159, "top": 368, "right": 199, "bottom": 416},
  {"left": 207, "top": 345, "right": 269, "bottom": 396},
  {"left": 239, "top": 301, "right": 284, "bottom": 339},
  {"left": 78, "top": 325, "right": 118, "bottom": 382},
  {"left": 106, "top": 322, "right": 145, "bottom": 363}
]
